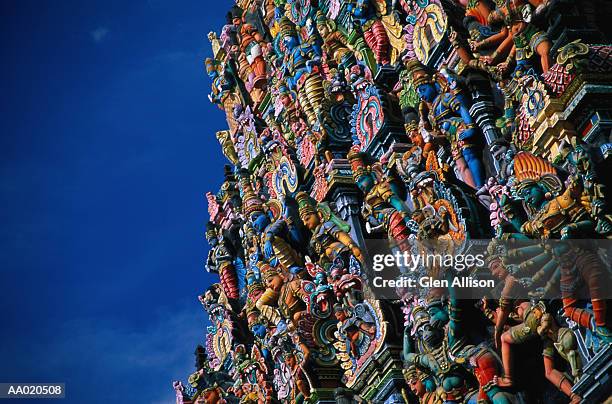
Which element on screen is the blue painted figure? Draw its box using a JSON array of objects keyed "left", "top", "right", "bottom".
[
  {"left": 278, "top": 16, "right": 326, "bottom": 128},
  {"left": 407, "top": 60, "right": 486, "bottom": 188}
]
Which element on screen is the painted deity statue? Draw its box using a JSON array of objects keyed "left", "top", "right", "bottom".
[
  {"left": 221, "top": 11, "right": 258, "bottom": 99},
  {"left": 485, "top": 0, "right": 552, "bottom": 73},
  {"left": 406, "top": 60, "right": 486, "bottom": 189},
  {"left": 402, "top": 365, "right": 443, "bottom": 404},
  {"left": 295, "top": 191, "right": 365, "bottom": 269},
  {"left": 396, "top": 120, "right": 442, "bottom": 184},
  {"left": 348, "top": 145, "right": 415, "bottom": 244},
  {"left": 403, "top": 297, "right": 516, "bottom": 404},
  {"left": 230, "top": 344, "right": 273, "bottom": 403},
  {"left": 230, "top": 6, "right": 269, "bottom": 90},
  {"left": 239, "top": 171, "right": 305, "bottom": 275},
  {"left": 482, "top": 246, "right": 583, "bottom": 402},
  {"left": 278, "top": 16, "right": 327, "bottom": 130},
  {"left": 556, "top": 138, "right": 612, "bottom": 237},
  {"left": 205, "top": 57, "right": 244, "bottom": 134},
  {"left": 334, "top": 303, "right": 377, "bottom": 360},
  {"left": 402, "top": 304, "right": 479, "bottom": 403},
  {"left": 238, "top": 172, "right": 309, "bottom": 335},
  {"left": 491, "top": 298, "right": 582, "bottom": 403},
  {"left": 258, "top": 265, "right": 310, "bottom": 334},
  {"left": 273, "top": 81, "right": 310, "bottom": 146},
  {"left": 272, "top": 335, "right": 312, "bottom": 402},
  {"left": 347, "top": 0, "right": 392, "bottom": 66},
  {"left": 205, "top": 221, "right": 240, "bottom": 300},
  {"left": 461, "top": 0, "right": 515, "bottom": 76},
  {"left": 241, "top": 238, "right": 274, "bottom": 338},
  {"left": 314, "top": 11, "right": 356, "bottom": 71},
  {"left": 205, "top": 58, "right": 232, "bottom": 106},
  {"left": 499, "top": 152, "right": 611, "bottom": 342}
]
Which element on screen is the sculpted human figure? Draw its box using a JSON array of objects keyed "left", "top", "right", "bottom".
[
  {"left": 231, "top": 344, "right": 273, "bottom": 403},
  {"left": 461, "top": 0, "right": 515, "bottom": 76},
  {"left": 486, "top": 0, "right": 552, "bottom": 73},
  {"left": 278, "top": 16, "right": 328, "bottom": 129},
  {"left": 235, "top": 17, "right": 268, "bottom": 89},
  {"left": 402, "top": 305, "right": 478, "bottom": 403},
  {"left": 348, "top": 145, "right": 415, "bottom": 244},
  {"left": 295, "top": 191, "right": 365, "bottom": 268},
  {"left": 315, "top": 11, "right": 356, "bottom": 70},
  {"left": 239, "top": 171, "right": 305, "bottom": 274},
  {"left": 205, "top": 58, "right": 228, "bottom": 106},
  {"left": 205, "top": 221, "right": 240, "bottom": 300},
  {"left": 499, "top": 152, "right": 611, "bottom": 343},
  {"left": 259, "top": 266, "right": 309, "bottom": 334},
  {"left": 406, "top": 61, "right": 486, "bottom": 188},
  {"left": 334, "top": 303, "right": 377, "bottom": 360},
  {"left": 402, "top": 365, "right": 442, "bottom": 404},
  {"left": 347, "top": 0, "right": 391, "bottom": 66},
  {"left": 556, "top": 138, "right": 612, "bottom": 237},
  {"left": 492, "top": 300, "right": 582, "bottom": 403},
  {"left": 275, "top": 336, "right": 312, "bottom": 401},
  {"left": 403, "top": 289, "right": 517, "bottom": 404}
]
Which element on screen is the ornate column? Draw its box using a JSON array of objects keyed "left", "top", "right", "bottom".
[
  {"left": 333, "top": 187, "right": 366, "bottom": 248},
  {"left": 465, "top": 69, "right": 504, "bottom": 174},
  {"left": 325, "top": 159, "right": 367, "bottom": 249}
]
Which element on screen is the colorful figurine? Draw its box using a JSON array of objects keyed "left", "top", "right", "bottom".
[
  {"left": 500, "top": 152, "right": 611, "bottom": 342},
  {"left": 348, "top": 0, "right": 392, "bottom": 67},
  {"left": 205, "top": 222, "right": 240, "bottom": 300},
  {"left": 406, "top": 61, "right": 487, "bottom": 188},
  {"left": 278, "top": 16, "right": 327, "bottom": 129},
  {"left": 296, "top": 191, "right": 365, "bottom": 268}
]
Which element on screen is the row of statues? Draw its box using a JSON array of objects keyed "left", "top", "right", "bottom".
[{"left": 175, "top": 0, "right": 612, "bottom": 403}]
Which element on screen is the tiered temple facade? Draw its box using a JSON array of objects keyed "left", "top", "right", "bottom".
[{"left": 173, "top": 1, "right": 612, "bottom": 403}]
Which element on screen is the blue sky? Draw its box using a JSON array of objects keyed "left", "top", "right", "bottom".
[{"left": 0, "top": 1, "right": 233, "bottom": 402}]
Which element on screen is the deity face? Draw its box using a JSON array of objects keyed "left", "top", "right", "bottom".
[
  {"left": 417, "top": 83, "right": 437, "bottom": 103},
  {"left": 520, "top": 183, "right": 546, "bottom": 209},
  {"left": 408, "top": 129, "right": 424, "bottom": 148},
  {"left": 284, "top": 354, "right": 297, "bottom": 368},
  {"left": 317, "top": 21, "right": 330, "bottom": 38},
  {"left": 283, "top": 35, "right": 299, "bottom": 51},
  {"left": 235, "top": 344, "right": 246, "bottom": 356},
  {"left": 251, "top": 212, "right": 271, "bottom": 233},
  {"left": 427, "top": 305, "right": 449, "bottom": 329},
  {"left": 248, "top": 247, "right": 262, "bottom": 267},
  {"left": 265, "top": 273, "right": 284, "bottom": 292},
  {"left": 408, "top": 377, "right": 426, "bottom": 396},
  {"left": 489, "top": 258, "right": 508, "bottom": 280},
  {"left": 301, "top": 212, "right": 320, "bottom": 230},
  {"left": 417, "top": 322, "right": 443, "bottom": 348},
  {"left": 280, "top": 92, "right": 291, "bottom": 107},
  {"left": 334, "top": 309, "right": 348, "bottom": 321}
]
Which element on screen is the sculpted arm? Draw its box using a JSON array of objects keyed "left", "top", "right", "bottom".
[{"left": 332, "top": 227, "right": 365, "bottom": 264}]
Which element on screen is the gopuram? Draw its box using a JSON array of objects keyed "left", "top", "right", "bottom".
[{"left": 173, "top": 1, "right": 612, "bottom": 403}]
